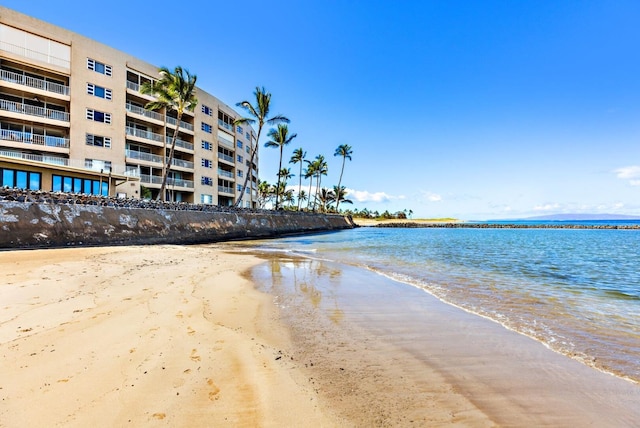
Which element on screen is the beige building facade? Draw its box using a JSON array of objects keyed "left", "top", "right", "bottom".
[{"left": 0, "top": 7, "right": 258, "bottom": 206}]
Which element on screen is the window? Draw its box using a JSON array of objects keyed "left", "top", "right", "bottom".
[
  {"left": 86, "top": 134, "right": 111, "bottom": 148},
  {"left": 1, "top": 168, "right": 41, "bottom": 190},
  {"left": 201, "top": 140, "right": 212, "bottom": 151},
  {"left": 202, "top": 159, "right": 212, "bottom": 168},
  {"left": 237, "top": 170, "right": 243, "bottom": 178},
  {"left": 246, "top": 132, "right": 250, "bottom": 140},
  {"left": 237, "top": 184, "right": 243, "bottom": 192},
  {"left": 201, "top": 122, "right": 212, "bottom": 133},
  {"left": 52, "top": 174, "right": 108, "bottom": 196},
  {"left": 201, "top": 194, "right": 213, "bottom": 204},
  {"left": 237, "top": 155, "right": 243, "bottom": 163},
  {"left": 236, "top": 125, "right": 243, "bottom": 134},
  {"left": 237, "top": 140, "right": 243, "bottom": 149},
  {"left": 246, "top": 145, "right": 250, "bottom": 154},
  {"left": 202, "top": 105, "right": 213, "bottom": 116},
  {"left": 85, "top": 159, "right": 112, "bottom": 172},
  {"left": 87, "top": 58, "right": 112, "bottom": 76},
  {"left": 201, "top": 176, "right": 213, "bottom": 186},
  {"left": 86, "top": 109, "right": 111, "bottom": 124},
  {"left": 87, "top": 83, "right": 112, "bottom": 100}
]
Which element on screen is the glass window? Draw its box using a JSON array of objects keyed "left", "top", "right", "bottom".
[
  {"left": 74, "top": 178, "right": 82, "bottom": 192},
  {"left": 101, "top": 182, "right": 109, "bottom": 196},
  {"left": 2, "top": 169, "right": 14, "bottom": 187},
  {"left": 92, "top": 181, "right": 100, "bottom": 195},
  {"left": 16, "top": 171, "right": 27, "bottom": 189},
  {"left": 84, "top": 179, "right": 92, "bottom": 193},
  {"left": 63, "top": 176, "right": 73, "bottom": 192},
  {"left": 201, "top": 122, "right": 212, "bottom": 133},
  {"left": 52, "top": 175, "right": 62, "bottom": 192},
  {"left": 29, "top": 173, "right": 41, "bottom": 190}
]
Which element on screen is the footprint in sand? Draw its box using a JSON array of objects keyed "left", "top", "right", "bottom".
[
  {"left": 187, "top": 327, "right": 195, "bottom": 336},
  {"left": 190, "top": 349, "right": 201, "bottom": 362},
  {"left": 152, "top": 413, "right": 166, "bottom": 420},
  {"left": 207, "top": 378, "right": 220, "bottom": 400}
]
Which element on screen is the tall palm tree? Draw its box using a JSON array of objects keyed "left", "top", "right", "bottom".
[
  {"left": 333, "top": 144, "right": 353, "bottom": 212},
  {"left": 140, "top": 66, "right": 198, "bottom": 201},
  {"left": 313, "top": 155, "right": 328, "bottom": 212},
  {"left": 297, "top": 189, "right": 308, "bottom": 209},
  {"left": 304, "top": 161, "right": 317, "bottom": 211},
  {"left": 289, "top": 147, "right": 306, "bottom": 210},
  {"left": 265, "top": 124, "right": 297, "bottom": 209},
  {"left": 234, "top": 86, "right": 289, "bottom": 208},
  {"left": 330, "top": 185, "right": 352, "bottom": 212}
]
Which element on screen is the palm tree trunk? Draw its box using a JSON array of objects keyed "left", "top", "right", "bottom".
[
  {"left": 234, "top": 128, "right": 262, "bottom": 208},
  {"left": 275, "top": 145, "right": 284, "bottom": 210},
  {"left": 297, "top": 164, "right": 303, "bottom": 211},
  {"left": 307, "top": 175, "right": 313, "bottom": 211},
  {"left": 156, "top": 112, "right": 182, "bottom": 201},
  {"left": 335, "top": 157, "right": 346, "bottom": 212}
]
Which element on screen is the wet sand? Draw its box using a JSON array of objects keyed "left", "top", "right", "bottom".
[
  {"left": 1, "top": 245, "right": 638, "bottom": 427},
  {"left": 249, "top": 253, "right": 640, "bottom": 427}
]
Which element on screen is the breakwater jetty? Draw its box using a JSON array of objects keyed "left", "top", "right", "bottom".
[
  {"left": 371, "top": 222, "right": 640, "bottom": 230},
  {"left": 0, "top": 189, "right": 355, "bottom": 249}
]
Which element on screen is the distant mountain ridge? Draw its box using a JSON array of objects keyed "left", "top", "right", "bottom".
[{"left": 514, "top": 214, "right": 640, "bottom": 221}]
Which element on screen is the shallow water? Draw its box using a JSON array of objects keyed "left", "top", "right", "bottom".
[{"left": 244, "top": 227, "right": 640, "bottom": 383}]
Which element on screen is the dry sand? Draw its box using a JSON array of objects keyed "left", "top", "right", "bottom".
[{"left": 0, "top": 245, "right": 340, "bottom": 427}]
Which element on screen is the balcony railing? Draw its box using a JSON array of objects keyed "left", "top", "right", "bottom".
[
  {"left": 218, "top": 185, "right": 234, "bottom": 194},
  {"left": 0, "top": 69, "right": 70, "bottom": 96},
  {"left": 218, "top": 137, "right": 234, "bottom": 149},
  {"left": 126, "top": 80, "right": 140, "bottom": 92},
  {"left": 126, "top": 126, "right": 164, "bottom": 143},
  {"left": 0, "top": 41, "right": 70, "bottom": 68},
  {"left": 217, "top": 169, "right": 234, "bottom": 179},
  {"left": 171, "top": 158, "right": 194, "bottom": 169},
  {"left": 0, "top": 149, "right": 135, "bottom": 176},
  {"left": 0, "top": 98, "right": 70, "bottom": 122},
  {"left": 218, "top": 152, "right": 234, "bottom": 163},
  {"left": 169, "top": 137, "right": 194, "bottom": 151},
  {"left": 166, "top": 116, "right": 194, "bottom": 132},
  {"left": 140, "top": 174, "right": 194, "bottom": 188},
  {"left": 218, "top": 119, "right": 234, "bottom": 132},
  {"left": 125, "top": 149, "right": 163, "bottom": 164},
  {"left": 125, "top": 102, "right": 163, "bottom": 122},
  {"left": 1, "top": 129, "right": 69, "bottom": 148}
]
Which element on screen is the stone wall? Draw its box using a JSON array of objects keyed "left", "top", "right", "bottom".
[{"left": 0, "top": 189, "right": 355, "bottom": 249}]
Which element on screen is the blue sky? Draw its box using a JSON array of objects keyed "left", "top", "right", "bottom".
[{"left": 5, "top": 1, "right": 640, "bottom": 219}]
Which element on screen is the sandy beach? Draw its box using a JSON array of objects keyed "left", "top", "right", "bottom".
[{"left": 1, "top": 244, "right": 639, "bottom": 427}]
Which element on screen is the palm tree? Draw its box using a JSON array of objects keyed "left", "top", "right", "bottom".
[
  {"left": 312, "top": 155, "right": 328, "bottom": 212},
  {"left": 318, "top": 187, "right": 332, "bottom": 213},
  {"left": 234, "top": 86, "right": 289, "bottom": 208},
  {"left": 289, "top": 147, "right": 306, "bottom": 210},
  {"left": 304, "top": 162, "right": 317, "bottom": 211},
  {"left": 256, "top": 180, "right": 274, "bottom": 209},
  {"left": 331, "top": 185, "right": 352, "bottom": 212},
  {"left": 140, "top": 66, "right": 198, "bottom": 201},
  {"left": 333, "top": 144, "right": 353, "bottom": 212},
  {"left": 297, "top": 189, "right": 308, "bottom": 210},
  {"left": 265, "top": 124, "right": 297, "bottom": 209}
]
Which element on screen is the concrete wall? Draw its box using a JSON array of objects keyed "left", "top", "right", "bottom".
[{"left": 0, "top": 198, "right": 355, "bottom": 249}]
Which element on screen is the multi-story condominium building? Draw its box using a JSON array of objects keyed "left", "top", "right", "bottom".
[{"left": 0, "top": 7, "right": 259, "bottom": 207}]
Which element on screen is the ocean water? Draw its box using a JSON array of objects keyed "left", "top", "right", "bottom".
[{"left": 248, "top": 225, "right": 640, "bottom": 383}]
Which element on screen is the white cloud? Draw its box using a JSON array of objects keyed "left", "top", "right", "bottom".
[
  {"left": 533, "top": 203, "right": 561, "bottom": 211},
  {"left": 345, "top": 188, "right": 405, "bottom": 203},
  {"left": 615, "top": 166, "right": 640, "bottom": 186}
]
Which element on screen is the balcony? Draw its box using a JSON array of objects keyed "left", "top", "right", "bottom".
[
  {"left": 0, "top": 149, "right": 135, "bottom": 176},
  {"left": 126, "top": 126, "right": 164, "bottom": 143},
  {"left": 169, "top": 137, "right": 194, "bottom": 151},
  {"left": 140, "top": 174, "right": 194, "bottom": 189},
  {"left": 1, "top": 129, "right": 69, "bottom": 149},
  {"left": 218, "top": 137, "right": 234, "bottom": 150},
  {"left": 125, "top": 102, "right": 163, "bottom": 122},
  {"left": 0, "top": 98, "right": 69, "bottom": 122},
  {"left": 218, "top": 168, "right": 234, "bottom": 179},
  {"left": 125, "top": 149, "right": 163, "bottom": 164},
  {"left": 218, "top": 185, "right": 234, "bottom": 195},
  {"left": 0, "top": 40, "right": 70, "bottom": 69},
  {"left": 166, "top": 116, "right": 194, "bottom": 132},
  {"left": 126, "top": 80, "right": 140, "bottom": 92},
  {"left": 0, "top": 69, "right": 70, "bottom": 96},
  {"left": 171, "top": 158, "right": 194, "bottom": 169},
  {"left": 218, "top": 152, "right": 234, "bottom": 163},
  {"left": 218, "top": 119, "right": 234, "bottom": 132}
]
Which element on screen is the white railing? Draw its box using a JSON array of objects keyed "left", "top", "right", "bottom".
[
  {"left": 166, "top": 116, "right": 194, "bottom": 131},
  {"left": 0, "top": 129, "right": 69, "bottom": 148},
  {"left": 169, "top": 137, "right": 194, "bottom": 151},
  {"left": 126, "top": 126, "right": 164, "bottom": 143},
  {"left": 0, "top": 98, "right": 70, "bottom": 122},
  {"left": 0, "top": 69, "right": 70, "bottom": 96},
  {"left": 125, "top": 102, "right": 163, "bottom": 121},
  {"left": 0, "top": 41, "right": 70, "bottom": 68},
  {"left": 171, "top": 158, "right": 194, "bottom": 169},
  {"left": 139, "top": 174, "right": 194, "bottom": 188},
  {"left": 218, "top": 119, "right": 234, "bottom": 132},
  {"left": 218, "top": 169, "right": 234, "bottom": 179},
  {"left": 126, "top": 81, "right": 140, "bottom": 91},
  {"left": 218, "top": 185, "right": 234, "bottom": 194},
  {"left": 0, "top": 149, "right": 134, "bottom": 176},
  {"left": 125, "top": 149, "right": 163, "bottom": 164},
  {"left": 218, "top": 152, "right": 234, "bottom": 163}
]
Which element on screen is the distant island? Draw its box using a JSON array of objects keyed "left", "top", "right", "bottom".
[{"left": 496, "top": 214, "right": 640, "bottom": 221}]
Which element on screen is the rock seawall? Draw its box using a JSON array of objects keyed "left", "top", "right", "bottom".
[{"left": 0, "top": 190, "right": 355, "bottom": 249}]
